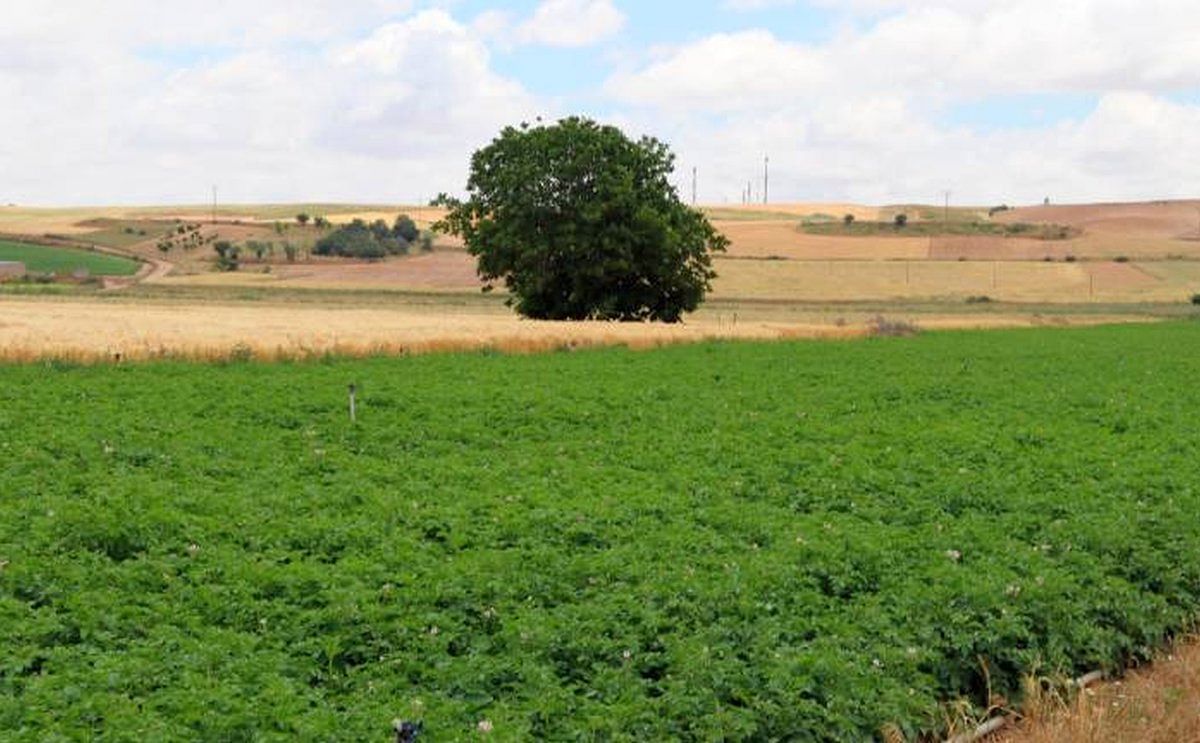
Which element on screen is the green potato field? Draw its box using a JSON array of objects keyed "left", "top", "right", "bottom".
[
  {"left": 0, "top": 240, "right": 141, "bottom": 277},
  {"left": 2, "top": 323, "right": 1199, "bottom": 740}
]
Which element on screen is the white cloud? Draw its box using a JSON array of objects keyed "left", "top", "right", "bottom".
[
  {"left": 515, "top": 0, "right": 626, "bottom": 48},
  {"left": 606, "top": 0, "right": 1200, "bottom": 204},
  {"left": 0, "top": 3, "right": 545, "bottom": 205},
  {"left": 3, "top": 0, "right": 1200, "bottom": 206}
]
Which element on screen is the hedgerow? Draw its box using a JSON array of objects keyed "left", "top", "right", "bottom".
[{"left": 1, "top": 323, "right": 1199, "bottom": 740}]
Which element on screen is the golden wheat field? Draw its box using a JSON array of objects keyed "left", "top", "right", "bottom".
[{"left": 0, "top": 296, "right": 1150, "bottom": 364}]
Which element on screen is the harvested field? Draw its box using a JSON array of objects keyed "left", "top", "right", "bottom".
[
  {"left": 152, "top": 251, "right": 481, "bottom": 292},
  {"left": 710, "top": 258, "right": 1200, "bottom": 303},
  {"left": 996, "top": 200, "right": 1200, "bottom": 259},
  {"left": 704, "top": 202, "right": 882, "bottom": 222},
  {"left": 716, "top": 220, "right": 929, "bottom": 260},
  {"left": 145, "top": 252, "right": 1200, "bottom": 304}
]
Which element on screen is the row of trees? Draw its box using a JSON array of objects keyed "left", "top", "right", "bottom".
[
  {"left": 295, "top": 213, "right": 330, "bottom": 228},
  {"left": 313, "top": 215, "right": 432, "bottom": 259}
]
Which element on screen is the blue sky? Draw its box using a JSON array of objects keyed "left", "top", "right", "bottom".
[{"left": 2, "top": 0, "right": 1199, "bottom": 205}]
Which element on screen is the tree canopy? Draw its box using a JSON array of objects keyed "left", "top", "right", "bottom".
[
  {"left": 435, "top": 117, "right": 728, "bottom": 322},
  {"left": 314, "top": 216, "right": 426, "bottom": 259}
]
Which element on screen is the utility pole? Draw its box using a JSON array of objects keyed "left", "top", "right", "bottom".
[
  {"left": 211, "top": 185, "right": 218, "bottom": 225},
  {"left": 763, "top": 156, "right": 770, "bottom": 205},
  {"left": 944, "top": 190, "right": 950, "bottom": 232},
  {"left": 691, "top": 167, "right": 697, "bottom": 206}
]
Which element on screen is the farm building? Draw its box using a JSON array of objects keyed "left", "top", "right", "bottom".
[{"left": 0, "top": 261, "right": 25, "bottom": 278}]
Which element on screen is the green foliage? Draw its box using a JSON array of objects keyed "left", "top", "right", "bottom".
[
  {"left": 843, "top": 213, "right": 855, "bottom": 226},
  {"left": 313, "top": 219, "right": 410, "bottom": 260},
  {"left": 0, "top": 240, "right": 139, "bottom": 276},
  {"left": 3, "top": 324, "right": 1200, "bottom": 739},
  {"left": 313, "top": 216, "right": 330, "bottom": 230},
  {"left": 435, "top": 117, "right": 728, "bottom": 322},
  {"left": 296, "top": 213, "right": 311, "bottom": 226},
  {"left": 213, "top": 240, "right": 240, "bottom": 272},
  {"left": 1192, "top": 293, "right": 1200, "bottom": 305},
  {"left": 894, "top": 213, "right": 909, "bottom": 228},
  {"left": 393, "top": 215, "right": 420, "bottom": 243}
]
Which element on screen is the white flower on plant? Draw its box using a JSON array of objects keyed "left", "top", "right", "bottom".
[{"left": 477, "top": 719, "right": 493, "bottom": 734}]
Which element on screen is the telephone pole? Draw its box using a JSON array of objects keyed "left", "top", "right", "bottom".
[
  {"left": 691, "top": 167, "right": 697, "bottom": 206},
  {"left": 763, "top": 156, "right": 770, "bottom": 205},
  {"left": 943, "top": 190, "right": 950, "bottom": 232},
  {"left": 211, "top": 185, "right": 218, "bottom": 225}
]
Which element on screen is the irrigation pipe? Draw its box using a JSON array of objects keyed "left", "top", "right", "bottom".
[{"left": 944, "top": 669, "right": 1105, "bottom": 743}]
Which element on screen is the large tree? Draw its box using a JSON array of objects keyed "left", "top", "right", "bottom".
[{"left": 435, "top": 117, "right": 728, "bottom": 322}]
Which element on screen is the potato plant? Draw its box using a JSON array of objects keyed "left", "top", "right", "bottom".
[{"left": 1, "top": 323, "right": 1199, "bottom": 740}]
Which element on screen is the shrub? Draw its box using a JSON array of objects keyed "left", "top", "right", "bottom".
[
  {"left": 213, "top": 241, "right": 240, "bottom": 271},
  {"left": 1114, "top": 256, "right": 1130, "bottom": 263},
  {"left": 893, "top": 213, "right": 908, "bottom": 228},
  {"left": 314, "top": 220, "right": 388, "bottom": 260},
  {"left": 965, "top": 295, "right": 993, "bottom": 304},
  {"left": 296, "top": 213, "right": 311, "bottom": 226},
  {"left": 1192, "top": 294, "right": 1200, "bottom": 306},
  {"left": 393, "top": 215, "right": 420, "bottom": 243},
  {"left": 869, "top": 315, "right": 921, "bottom": 337},
  {"left": 1064, "top": 255, "right": 1077, "bottom": 263},
  {"left": 843, "top": 214, "right": 856, "bottom": 226}
]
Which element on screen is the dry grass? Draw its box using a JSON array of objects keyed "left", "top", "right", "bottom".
[{"left": 999, "top": 639, "right": 1200, "bottom": 743}]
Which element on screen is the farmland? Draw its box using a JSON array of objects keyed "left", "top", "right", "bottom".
[
  {"left": 0, "top": 239, "right": 140, "bottom": 277},
  {"left": 2, "top": 322, "right": 1200, "bottom": 739}
]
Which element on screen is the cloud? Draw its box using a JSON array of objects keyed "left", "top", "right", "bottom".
[
  {"left": 0, "top": 3, "right": 545, "bottom": 205},
  {"left": 605, "top": 0, "right": 1200, "bottom": 204},
  {"left": 515, "top": 0, "right": 626, "bottom": 48}
]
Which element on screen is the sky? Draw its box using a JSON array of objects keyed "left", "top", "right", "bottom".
[{"left": 3, "top": 0, "right": 1199, "bottom": 206}]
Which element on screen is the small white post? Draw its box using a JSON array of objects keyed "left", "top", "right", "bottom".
[{"left": 348, "top": 384, "right": 357, "bottom": 423}]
